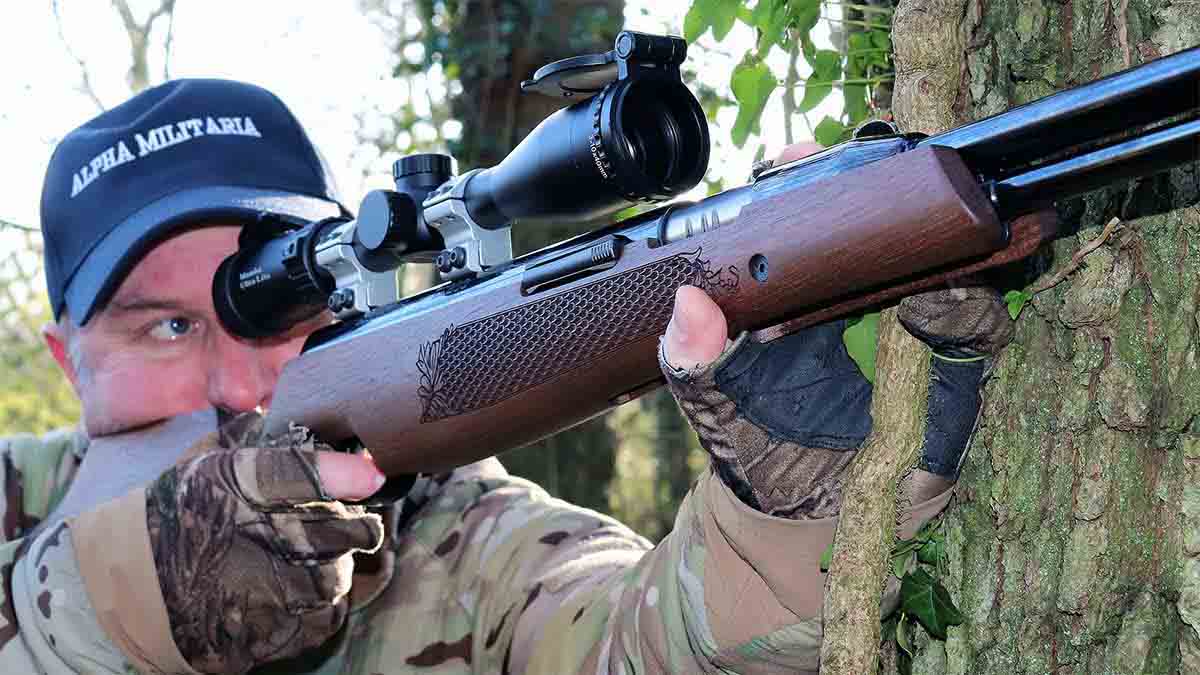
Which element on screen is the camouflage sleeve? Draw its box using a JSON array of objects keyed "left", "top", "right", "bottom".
[
  {"left": 401, "top": 462, "right": 952, "bottom": 675},
  {"left": 0, "top": 430, "right": 84, "bottom": 543},
  {"left": 0, "top": 431, "right": 130, "bottom": 673},
  {"left": 0, "top": 523, "right": 129, "bottom": 674}
]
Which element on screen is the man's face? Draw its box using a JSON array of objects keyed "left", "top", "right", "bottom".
[{"left": 45, "top": 225, "right": 323, "bottom": 437}]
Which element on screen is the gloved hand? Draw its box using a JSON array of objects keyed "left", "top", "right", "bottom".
[
  {"left": 658, "top": 144, "right": 1014, "bottom": 519},
  {"left": 80, "top": 422, "right": 386, "bottom": 675},
  {"left": 147, "top": 432, "right": 384, "bottom": 674},
  {"left": 661, "top": 283, "right": 1012, "bottom": 519}
]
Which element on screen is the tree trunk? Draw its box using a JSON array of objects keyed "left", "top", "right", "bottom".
[{"left": 891, "top": 0, "right": 1200, "bottom": 671}]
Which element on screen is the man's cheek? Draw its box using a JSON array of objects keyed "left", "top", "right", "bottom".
[{"left": 80, "top": 355, "right": 210, "bottom": 435}]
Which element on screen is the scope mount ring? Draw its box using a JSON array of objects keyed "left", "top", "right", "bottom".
[{"left": 422, "top": 169, "right": 514, "bottom": 280}]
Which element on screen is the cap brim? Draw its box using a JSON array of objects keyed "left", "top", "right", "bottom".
[{"left": 63, "top": 185, "right": 345, "bottom": 326}]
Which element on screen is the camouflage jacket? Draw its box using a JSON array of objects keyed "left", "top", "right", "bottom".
[{"left": 0, "top": 427, "right": 952, "bottom": 674}]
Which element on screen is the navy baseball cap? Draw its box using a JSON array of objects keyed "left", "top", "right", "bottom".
[{"left": 40, "top": 78, "right": 349, "bottom": 326}]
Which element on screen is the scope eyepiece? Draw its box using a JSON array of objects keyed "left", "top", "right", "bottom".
[{"left": 213, "top": 217, "right": 343, "bottom": 339}]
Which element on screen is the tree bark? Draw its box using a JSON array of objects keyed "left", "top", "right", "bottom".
[
  {"left": 821, "top": 309, "right": 931, "bottom": 674},
  {"left": 888, "top": 0, "right": 1200, "bottom": 671}
]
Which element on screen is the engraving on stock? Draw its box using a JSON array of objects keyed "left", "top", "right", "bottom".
[{"left": 416, "top": 248, "right": 738, "bottom": 421}]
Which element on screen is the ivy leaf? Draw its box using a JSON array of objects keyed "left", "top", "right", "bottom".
[
  {"left": 683, "top": 0, "right": 740, "bottom": 43},
  {"left": 730, "top": 59, "right": 777, "bottom": 147},
  {"left": 711, "top": 0, "right": 740, "bottom": 39},
  {"left": 790, "top": 0, "right": 821, "bottom": 38},
  {"left": 820, "top": 540, "right": 834, "bottom": 572},
  {"left": 899, "top": 568, "right": 965, "bottom": 640},
  {"left": 1003, "top": 289, "right": 1032, "bottom": 319},
  {"left": 843, "top": 83, "right": 869, "bottom": 124},
  {"left": 798, "top": 49, "right": 841, "bottom": 113},
  {"left": 813, "top": 116, "right": 846, "bottom": 146},
  {"left": 841, "top": 310, "right": 879, "bottom": 382},
  {"left": 871, "top": 29, "right": 893, "bottom": 51},
  {"left": 896, "top": 613, "right": 914, "bottom": 656},
  {"left": 917, "top": 534, "right": 946, "bottom": 565},
  {"left": 846, "top": 31, "right": 871, "bottom": 77},
  {"left": 870, "top": 30, "right": 893, "bottom": 68},
  {"left": 892, "top": 550, "right": 911, "bottom": 579},
  {"left": 683, "top": 3, "right": 708, "bottom": 43},
  {"left": 749, "top": 0, "right": 789, "bottom": 54}
]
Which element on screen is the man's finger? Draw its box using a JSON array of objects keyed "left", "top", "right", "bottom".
[
  {"left": 316, "top": 451, "right": 386, "bottom": 502},
  {"left": 662, "top": 285, "right": 729, "bottom": 371},
  {"left": 774, "top": 141, "right": 824, "bottom": 164}
]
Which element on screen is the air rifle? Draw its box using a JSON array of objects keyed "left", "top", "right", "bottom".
[{"left": 211, "top": 31, "right": 1200, "bottom": 483}]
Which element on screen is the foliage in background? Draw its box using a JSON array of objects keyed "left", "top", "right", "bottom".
[
  {"left": 0, "top": 233, "right": 80, "bottom": 434},
  {"left": 0, "top": 1, "right": 173, "bottom": 436},
  {"left": 685, "top": 0, "right": 894, "bottom": 149}
]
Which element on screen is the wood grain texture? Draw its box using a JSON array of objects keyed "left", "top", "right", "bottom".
[{"left": 265, "top": 146, "right": 1016, "bottom": 476}]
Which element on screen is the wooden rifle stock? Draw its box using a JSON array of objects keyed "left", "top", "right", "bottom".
[{"left": 264, "top": 145, "right": 1058, "bottom": 475}]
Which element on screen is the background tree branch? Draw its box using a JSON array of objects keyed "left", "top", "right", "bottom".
[
  {"left": 820, "top": 309, "right": 931, "bottom": 673},
  {"left": 52, "top": 0, "right": 105, "bottom": 111}
]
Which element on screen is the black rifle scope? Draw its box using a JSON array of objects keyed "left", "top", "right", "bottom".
[
  {"left": 212, "top": 31, "right": 710, "bottom": 340},
  {"left": 464, "top": 31, "right": 710, "bottom": 227}
]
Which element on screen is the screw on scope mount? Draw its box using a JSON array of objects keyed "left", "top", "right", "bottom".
[
  {"left": 327, "top": 288, "right": 356, "bottom": 313},
  {"left": 435, "top": 247, "right": 468, "bottom": 274}
]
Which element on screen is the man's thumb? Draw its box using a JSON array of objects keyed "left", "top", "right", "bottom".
[{"left": 662, "top": 285, "right": 729, "bottom": 371}]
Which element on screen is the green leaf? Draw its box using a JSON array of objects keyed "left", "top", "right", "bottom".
[
  {"left": 820, "top": 540, "right": 834, "bottom": 572},
  {"left": 917, "top": 535, "right": 946, "bottom": 565},
  {"left": 892, "top": 550, "right": 911, "bottom": 579},
  {"left": 683, "top": 2, "right": 710, "bottom": 43},
  {"left": 790, "top": 0, "right": 821, "bottom": 38},
  {"left": 846, "top": 32, "right": 871, "bottom": 77},
  {"left": 730, "top": 59, "right": 777, "bottom": 147},
  {"left": 871, "top": 29, "right": 893, "bottom": 51},
  {"left": 841, "top": 309, "right": 879, "bottom": 381},
  {"left": 749, "top": 0, "right": 788, "bottom": 53},
  {"left": 843, "top": 83, "right": 869, "bottom": 124},
  {"left": 1003, "top": 289, "right": 1032, "bottom": 319},
  {"left": 797, "top": 49, "right": 841, "bottom": 113},
  {"left": 896, "top": 613, "right": 914, "bottom": 656},
  {"left": 899, "top": 568, "right": 965, "bottom": 640},
  {"left": 712, "top": 1, "right": 740, "bottom": 40},
  {"left": 683, "top": 0, "right": 741, "bottom": 42},
  {"left": 813, "top": 116, "right": 845, "bottom": 146}
]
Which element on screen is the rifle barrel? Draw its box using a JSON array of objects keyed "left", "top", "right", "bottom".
[
  {"left": 924, "top": 47, "right": 1200, "bottom": 176},
  {"left": 992, "top": 115, "right": 1200, "bottom": 219}
]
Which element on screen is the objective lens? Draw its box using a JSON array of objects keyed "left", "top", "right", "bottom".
[
  {"left": 462, "top": 73, "right": 709, "bottom": 228},
  {"left": 608, "top": 76, "right": 708, "bottom": 198}
]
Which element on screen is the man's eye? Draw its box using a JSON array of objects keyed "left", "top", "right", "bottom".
[{"left": 148, "top": 317, "right": 197, "bottom": 342}]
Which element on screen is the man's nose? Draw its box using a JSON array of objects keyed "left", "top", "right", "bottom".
[{"left": 207, "top": 334, "right": 274, "bottom": 414}]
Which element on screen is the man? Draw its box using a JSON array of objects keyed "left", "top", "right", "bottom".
[{"left": 0, "top": 79, "right": 1010, "bottom": 673}]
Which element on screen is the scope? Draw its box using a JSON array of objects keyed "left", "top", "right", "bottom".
[{"left": 213, "top": 31, "right": 711, "bottom": 340}]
